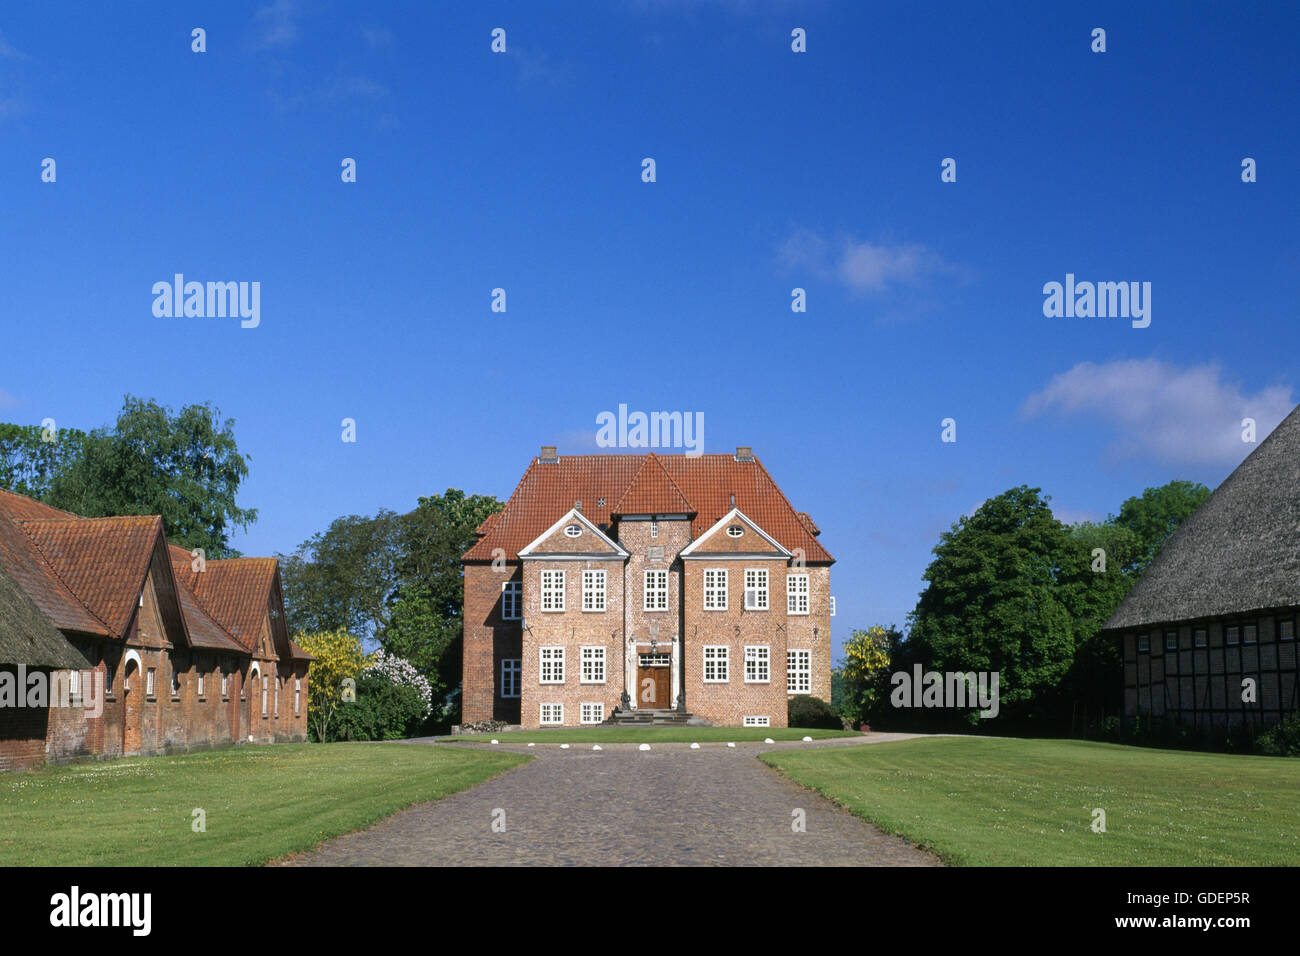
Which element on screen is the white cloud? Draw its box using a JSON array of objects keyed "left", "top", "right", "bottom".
[
  {"left": 1022, "top": 359, "right": 1294, "bottom": 466},
  {"left": 777, "top": 228, "right": 956, "bottom": 295},
  {"left": 253, "top": 0, "right": 298, "bottom": 49}
]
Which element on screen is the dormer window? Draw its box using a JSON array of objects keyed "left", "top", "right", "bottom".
[
  {"left": 726, "top": 525, "right": 744, "bottom": 538},
  {"left": 564, "top": 524, "right": 582, "bottom": 538}
]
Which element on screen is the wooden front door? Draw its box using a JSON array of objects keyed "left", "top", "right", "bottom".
[{"left": 637, "top": 655, "right": 671, "bottom": 708}]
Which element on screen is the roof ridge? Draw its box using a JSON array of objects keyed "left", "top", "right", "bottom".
[
  {"left": 0, "top": 487, "right": 79, "bottom": 518},
  {"left": 612, "top": 452, "right": 694, "bottom": 514}
]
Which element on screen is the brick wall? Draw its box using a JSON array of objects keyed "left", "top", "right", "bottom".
[{"left": 462, "top": 563, "right": 522, "bottom": 723}]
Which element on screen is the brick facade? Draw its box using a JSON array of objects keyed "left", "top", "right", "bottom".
[
  {"left": 0, "top": 490, "right": 311, "bottom": 771},
  {"left": 462, "top": 451, "right": 834, "bottom": 728}
]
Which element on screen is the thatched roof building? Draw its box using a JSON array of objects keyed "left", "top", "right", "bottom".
[
  {"left": 1106, "top": 402, "right": 1300, "bottom": 630},
  {"left": 0, "top": 564, "right": 84, "bottom": 669}
]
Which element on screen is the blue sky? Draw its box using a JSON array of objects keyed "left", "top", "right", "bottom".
[{"left": 2, "top": 1, "right": 1297, "bottom": 659}]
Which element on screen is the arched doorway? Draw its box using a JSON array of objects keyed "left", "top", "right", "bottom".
[{"left": 121, "top": 655, "right": 142, "bottom": 755}]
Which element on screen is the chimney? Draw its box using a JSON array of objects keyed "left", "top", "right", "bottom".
[
  {"left": 735, "top": 446, "right": 753, "bottom": 462},
  {"left": 574, "top": 500, "right": 583, "bottom": 512},
  {"left": 730, "top": 493, "right": 736, "bottom": 508},
  {"left": 539, "top": 445, "right": 558, "bottom": 463}
]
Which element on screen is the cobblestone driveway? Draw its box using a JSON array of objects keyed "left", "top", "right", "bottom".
[{"left": 279, "top": 734, "right": 940, "bottom": 867}]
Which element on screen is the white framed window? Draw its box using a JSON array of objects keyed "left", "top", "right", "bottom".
[
  {"left": 726, "top": 525, "right": 744, "bottom": 538},
  {"left": 221, "top": 669, "right": 230, "bottom": 698},
  {"left": 744, "top": 645, "right": 770, "bottom": 683},
  {"left": 650, "top": 518, "right": 658, "bottom": 538},
  {"left": 581, "top": 646, "right": 606, "bottom": 683},
  {"left": 581, "top": 702, "right": 605, "bottom": 724},
  {"left": 704, "top": 568, "right": 727, "bottom": 610},
  {"left": 644, "top": 569, "right": 668, "bottom": 611},
  {"left": 743, "top": 715, "right": 770, "bottom": 727},
  {"left": 197, "top": 671, "right": 206, "bottom": 697},
  {"left": 787, "top": 649, "right": 811, "bottom": 694},
  {"left": 501, "top": 658, "right": 521, "bottom": 697},
  {"left": 68, "top": 668, "right": 80, "bottom": 698},
  {"left": 501, "top": 581, "right": 522, "bottom": 620},
  {"left": 261, "top": 676, "right": 269, "bottom": 716},
  {"left": 540, "top": 647, "right": 565, "bottom": 684},
  {"left": 787, "top": 574, "right": 809, "bottom": 615},
  {"left": 171, "top": 666, "right": 182, "bottom": 697},
  {"left": 744, "top": 569, "right": 769, "bottom": 610},
  {"left": 582, "top": 570, "right": 606, "bottom": 612},
  {"left": 541, "top": 570, "right": 565, "bottom": 611},
  {"left": 294, "top": 678, "right": 301, "bottom": 714},
  {"left": 146, "top": 667, "right": 156, "bottom": 697},
  {"left": 564, "top": 524, "right": 582, "bottom": 538},
  {"left": 703, "top": 645, "right": 729, "bottom": 683},
  {"left": 540, "top": 703, "right": 563, "bottom": 725},
  {"left": 274, "top": 676, "right": 280, "bottom": 716}
]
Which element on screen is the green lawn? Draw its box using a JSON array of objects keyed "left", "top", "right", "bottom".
[
  {"left": 445, "top": 726, "right": 858, "bottom": 744},
  {"left": 762, "top": 736, "right": 1300, "bottom": 866},
  {"left": 0, "top": 743, "right": 527, "bottom": 866}
]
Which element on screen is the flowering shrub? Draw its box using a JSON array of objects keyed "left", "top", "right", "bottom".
[{"left": 365, "top": 649, "right": 433, "bottom": 717}]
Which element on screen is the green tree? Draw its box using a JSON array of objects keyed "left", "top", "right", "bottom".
[
  {"left": 278, "top": 511, "right": 402, "bottom": 637},
  {"left": 907, "top": 486, "right": 1077, "bottom": 720},
  {"left": 0, "top": 423, "right": 87, "bottom": 500},
  {"left": 838, "top": 626, "right": 896, "bottom": 726},
  {"left": 1112, "top": 480, "right": 1211, "bottom": 574},
  {"left": 45, "top": 395, "right": 256, "bottom": 557}
]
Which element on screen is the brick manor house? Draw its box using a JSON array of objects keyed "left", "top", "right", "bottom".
[
  {"left": 0, "top": 488, "right": 310, "bottom": 771},
  {"left": 462, "top": 447, "right": 833, "bottom": 728}
]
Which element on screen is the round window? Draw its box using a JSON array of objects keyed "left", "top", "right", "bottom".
[
  {"left": 726, "top": 525, "right": 744, "bottom": 537},
  {"left": 564, "top": 524, "right": 582, "bottom": 537}
]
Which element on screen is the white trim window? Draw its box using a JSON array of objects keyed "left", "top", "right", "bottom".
[
  {"left": 221, "top": 669, "right": 230, "bottom": 698},
  {"left": 501, "top": 581, "right": 522, "bottom": 620},
  {"left": 146, "top": 667, "right": 156, "bottom": 697},
  {"left": 541, "top": 570, "right": 565, "bottom": 612},
  {"left": 540, "top": 647, "right": 565, "bottom": 684},
  {"left": 580, "top": 702, "right": 605, "bottom": 724},
  {"left": 294, "top": 678, "right": 301, "bottom": 714},
  {"left": 744, "top": 645, "right": 770, "bottom": 683},
  {"left": 650, "top": 518, "right": 658, "bottom": 538},
  {"left": 744, "top": 569, "right": 769, "bottom": 610},
  {"left": 743, "top": 715, "right": 770, "bottom": 727},
  {"left": 644, "top": 569, "right": 668, "bottom": 611},
  {"left": 500, "top": 658, "right": 521, "bottom": 698},
  {"left": 704, "top": 568, "right": 728, "bottom": 610},
  {"left": 787, "top": 574, "right": 809, "bottom": 615},
  {"left": 787, "top": 649, "right": 811, "bottom": 694},
  {"left": 197, "top": 671, "right": 206, "bottom": 697},
  {"left": 540, "top": 703, "right": 563, "bottom": 725},
  {"left": 582, "top": 570, "right": 606, "bottom": 612},
  {"left": 703, "top": 645, "right": 729, "bottom": 683},
  {"left": 581, "top": 646, "right": 606, "bottom": 684}
]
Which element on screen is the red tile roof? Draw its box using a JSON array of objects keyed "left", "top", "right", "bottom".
[
  {"left": 613, "top": 452, "right": 693, "bottom": 515},
  {"left": 170, "top": 545, "right": 277, "bottom": 652},
  {"left": 16, "top": 516, "right": 164, "bottom": 638},
  {"left": 464, "top": 453, "right": 832, "bottom": 563}
]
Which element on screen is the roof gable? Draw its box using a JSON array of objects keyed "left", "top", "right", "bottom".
[
  {"left": 518, "top": 508, "right": 629, "bottom": 559},
  {"left": 170, "top": 548, "right": 279, "bottom": 652},
  {"left": 1105, "top": 402, "right": 1300, "bottom": 630},
  {"left": 16, "top": 516, "right": 165, "bottom": 637},
  {"left": 612, "top": 453, "right": 694, "bottom": 515},
  {"left": 680, "top": 507, "right": 792, "bottom": 557}
]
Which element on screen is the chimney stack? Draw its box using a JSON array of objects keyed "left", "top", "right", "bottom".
[
  {"left": 735, "top": 446, "right": 753, "bottom": 462},
  {"left": 540, "top": 445, "right": 558, "bottom": 463}
]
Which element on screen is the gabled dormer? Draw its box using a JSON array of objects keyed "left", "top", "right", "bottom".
[
  {"left": 679, "top": 507, "right": 792, "bottom": 560},
  {"left": 518, "top": 507, "right": 630, "bottom": 561}
]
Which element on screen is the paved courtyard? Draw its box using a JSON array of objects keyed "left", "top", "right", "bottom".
[{"left": 279, "top": 733, "right": 941, "bottom": 866}]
